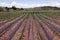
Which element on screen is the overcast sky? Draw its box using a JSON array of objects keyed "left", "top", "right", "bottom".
[{"left": 0, "top": 0, "right": 60, "bottom": 8}]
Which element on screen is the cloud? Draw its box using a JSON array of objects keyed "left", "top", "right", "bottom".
[{"left": 0, "top": 1, "right": 60, "bottom": 8}]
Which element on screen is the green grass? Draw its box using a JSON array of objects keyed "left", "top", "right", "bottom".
[
  {"left": 0, "top": 10, "right": 60, "bottom": 21},
  {"left": 21, "top": 10, "right": 60, "bottom": 20},
  {"left": 0, "top": 11, "right": 22, "bottom": 21},
  {"left": 42, "top": 12, "right": 60, "bottom": 20},
  {"left": 18, "top": 10, "right": 51, "bottom": 12}
]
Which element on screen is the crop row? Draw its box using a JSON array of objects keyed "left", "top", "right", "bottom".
[{"left": 0, "top": 13, "right": 60, "bottom": 40}]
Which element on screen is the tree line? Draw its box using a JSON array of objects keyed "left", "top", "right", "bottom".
[
  {"left": 0, "top": 6, "right": 60, "bottom": 12},
  {"left": 0, "top": 6, "right": 24, "bottom": 12},
  {"left": 33, "top": 6, "right": 60, "bottom": 10}
]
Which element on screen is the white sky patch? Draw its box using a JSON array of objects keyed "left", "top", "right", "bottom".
[{"left": 0, "top": 1, "right": 60, "bottom": 8}]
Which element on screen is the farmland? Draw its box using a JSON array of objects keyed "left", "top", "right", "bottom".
[{"left": 0, "top": 10, "right": 60, "bottom": 40}]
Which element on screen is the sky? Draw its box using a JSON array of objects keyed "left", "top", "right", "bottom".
[{"left": 0, "top": 0, "right": 60, "bottom": 8}]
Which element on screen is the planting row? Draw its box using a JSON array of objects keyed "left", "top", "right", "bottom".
[{"left": 0, "top": 13, "right": 60, "bottom": 40}]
